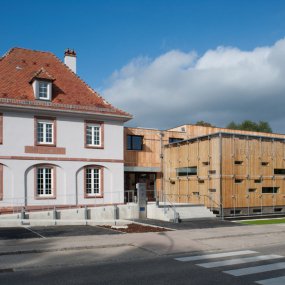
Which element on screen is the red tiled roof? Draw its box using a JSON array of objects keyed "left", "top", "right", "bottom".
[
  {"left": 0, "top": 47, "right": 132, "bottom": 119},
  {"left": 30, "top": 67, "right": 55, "bottom": 83}
]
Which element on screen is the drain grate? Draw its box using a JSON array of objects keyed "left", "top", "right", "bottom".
[{"left": 0, "top": 268, "right": 14, "bottom": 273}]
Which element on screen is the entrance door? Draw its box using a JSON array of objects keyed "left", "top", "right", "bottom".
[{"left": 124, "top": 172, "right": 156, "bottom": 202}]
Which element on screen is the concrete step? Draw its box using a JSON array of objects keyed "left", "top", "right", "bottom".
[{"left": 147, "top": 203, "right": 216, "bottom": 221}]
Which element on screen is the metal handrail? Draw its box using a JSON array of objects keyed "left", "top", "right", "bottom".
[
  {"left": 160, "top": 192, "right": 224, "bottom": 220},
  {"left": 162, "top": 194, "right": 180, "bottom": 223}
]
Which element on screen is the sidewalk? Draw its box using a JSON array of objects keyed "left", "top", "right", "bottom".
[{"left": 0, "top": 223, "right": 284, "bottom": 270}]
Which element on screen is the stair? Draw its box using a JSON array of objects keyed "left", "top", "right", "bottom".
[{"left": 147, "top": 203, "right": 216, "bottom": 221}]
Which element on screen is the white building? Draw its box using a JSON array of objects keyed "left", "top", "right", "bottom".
[{"left": 0, "top": 47, "right": 132, "bottom": 213}]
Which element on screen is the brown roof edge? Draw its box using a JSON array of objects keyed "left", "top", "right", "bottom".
[{"left": 0, "top": 98, "right": 132, "bottom": 119}]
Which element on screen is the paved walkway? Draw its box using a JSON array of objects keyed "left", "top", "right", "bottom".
[{"left": 0, "top": 223, "right": 284, "bottom": 256}]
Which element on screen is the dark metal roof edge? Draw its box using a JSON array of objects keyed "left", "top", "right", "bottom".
[{"left": 166, "top": 131, "right": 285, "bottom": 147}]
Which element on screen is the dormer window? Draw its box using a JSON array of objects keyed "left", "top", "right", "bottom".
[
  {"left": 39, "top": 81, "right": 49, "bottom": 99},
  {"left": 30, "top": 68, "right": 55, "bottom": 101},
  {"left": 33, "top": 80, "right": 52, "bottom": 101}
]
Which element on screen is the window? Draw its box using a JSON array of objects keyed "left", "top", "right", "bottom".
[
  {"left": 234, "top": 161, "right": 243, "bottom": 165},
  {"left": 262, "top": 187, "right": 279, "bottom": 194},
  {"left": 248, "top": 188, "right": 257, "bottom": 193},
  {"left": 192, "top": 192, "right": 200, "bottom": 196},
  {"left": 33, "top": 80, "right": 52, "bottom": 100},
  {"left": 253, "top": 208, "right": 261, "bottom": 213},
  {"left": 169, "top": 137, "right": 183, "bottom": 143},
  {"left": 208, "top": 170, "right": 216, "bottom": 175},
  {"left": 274, "top": 169, "right": 285, "bottom": 175},
  {"left": 202, "top": 161, "right": 210, "bottom": 166},
  {"left": 254, "top": 179, "right": 262, "bottom": 183},
  {"left": 235, "top": 179, "right": 243, "bottom": 184},
  {"left": 198, "top": 179, "right": 205, "bottom": 184},
  {"left": 209, "top": 189, "right": 216, "bottom": 193},
  {"left": 37, "top": 119, "right": 54, "bottom": 145},
  {"left": 85, "top": 167, "right": 102, "bottom": 196},
  {"left": 177, "top": 167, "right": 197, "bottom": 176},
  {"left": 261, "top": 162, "right": 269, "bottom": 166},
  {"left": 36, "top": 166, "right": 54, "bottom": 197},
  {"left": 274, "top": 208, "right": 282, "bottom": 212},
  {"left": 0, "top": 164, "right": 3, "bottom": 200},
  {"left": 127, "top": 135, "right": 143, "bottom": 150},
  {"left": 0, "top": 113, "right": 2, "bottom": 145},
  {"left": 230, "top": 209, "right": 241, "bottom": 215},
  {"left": 39, "top": 81, "right": 48, "bottom": 99},
  {"left": 86, "top": 124, "right": 100, "bottom": 146}
]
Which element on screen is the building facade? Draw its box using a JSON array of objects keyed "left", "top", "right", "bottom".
[
  {"left": 124, "top": 125, "right": 285, "bottom": 216},
  {"left": 124, "top": 127, "right": 186, "bottom": 202},
  {"left": 0, "top": 48, "right": 131, "bottom": 212}
]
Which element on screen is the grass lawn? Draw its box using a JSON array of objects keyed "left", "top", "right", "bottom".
[{"left": 240, "top": 218, "right": 285, "bottom": 225}]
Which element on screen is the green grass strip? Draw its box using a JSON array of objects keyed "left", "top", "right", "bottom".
[{"left": 240, "top": 218, "right": 285, "bottom": 225}]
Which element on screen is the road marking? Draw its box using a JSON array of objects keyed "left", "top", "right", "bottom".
[
  {"left": 256, "top": 276, "right": 285, "bottom": 285},
  {"left": 224, "top": 262, "right": 285, "bottom": 276},
  {"left": 24, "top": 227, "right": 46, "bottom": 239},
  {"left": 175, "top": 250, "right": 257, "bottom": 262},
  {"left": 197, "top": 255, "right": 283, "bottom": 268}
]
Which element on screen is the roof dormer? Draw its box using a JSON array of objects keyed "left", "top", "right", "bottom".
[{"left": 30, "top": 68, "right": 55, "bottom": 101}]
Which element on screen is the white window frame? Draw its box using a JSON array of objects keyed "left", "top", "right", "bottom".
[
  {"left": 86, "top": 124, "right": 101, "bottom": 147},
  {"left": 39, "top": 81, "right": 49, "bottom": 99},
  {"left": 37, "top": 120, "right": 54, "bottom": 145},
  {"left": 32, "top": 80, "right": 52, "bottom": 101},
  {"left": 37, "top": 167, "right": 54, "bottom": 197},
  {"left": 85, "top": 168, "right": 101, "bottom": 196}
]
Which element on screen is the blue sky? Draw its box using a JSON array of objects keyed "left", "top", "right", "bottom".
[{"left": 1, "top": 0, "right": 285, "bottom": 131}]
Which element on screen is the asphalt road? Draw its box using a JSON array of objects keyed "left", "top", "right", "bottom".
[
  {"left": 0, "top": 225, "right": 120, "bottom": 240},
  {"left": 0, "top": 245, "right": 284, "bottom": 284}
]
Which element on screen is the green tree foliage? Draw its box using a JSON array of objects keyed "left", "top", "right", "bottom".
[
  {"left": 195, "top": 121, "right": 215, "bottom": 127},
  {"left": 226, "top": 120, "right": 272, "bottom": 133}
]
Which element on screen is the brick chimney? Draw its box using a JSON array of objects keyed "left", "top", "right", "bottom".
[{"left": 64, "top": 48, "right": 76, "bottom": 73}]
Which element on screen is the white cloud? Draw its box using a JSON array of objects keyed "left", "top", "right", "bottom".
[{"left": 103, "top": 38, "right": 285, "bottom": 132}]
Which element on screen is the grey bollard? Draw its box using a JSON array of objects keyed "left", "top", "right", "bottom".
[
  {"left": 114, "top": 205, "right": 119, "bottom": 220},
  {"left": 21, "top": 207, "right": 25, "bottom": 220},
  {"left": 84, "top": 205, "right": 89, "bottom": 220},
  {"left": 174, "top": 212, "right": 180, "bottom": 223},
  {"left": 53, "top": 206, "right": 57, "bottom": 220}
]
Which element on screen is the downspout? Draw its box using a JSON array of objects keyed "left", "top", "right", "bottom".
[{"left": 219, "top": 133, "right": 224, "bottom": 220}]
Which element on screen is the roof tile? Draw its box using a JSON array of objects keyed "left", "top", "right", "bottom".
[{"left": 0, "top": 47, "right": 131, "bottom": 119}]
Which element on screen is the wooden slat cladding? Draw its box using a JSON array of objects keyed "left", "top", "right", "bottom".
[
  {"left": 124, "top": 127, "right": 187, "bottom": 168},
  {"left": 163, "top": 134, "right": 285, "bottom": 210},
  {"left": 169, "top": 124, "right": 285, "bottom": 139}
]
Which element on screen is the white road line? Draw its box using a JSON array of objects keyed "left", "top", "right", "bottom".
[
  {"left": 24, "top": 227, "right": 46, "bottom": 239},
  {"left": 197, "top": 255, "right": 283, "bottom": 268},
  {"left": 224, "top": 262, "right": 285, "bottom": 277},
  {"left": 175, "top": 250, "right": 257, "bottom": 262},
  {"left": 256, "top": 276, "right": 285, "bottom": 285}
]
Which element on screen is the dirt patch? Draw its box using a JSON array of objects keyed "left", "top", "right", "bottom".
[{"left": 100, "top": 223, "right": 170, "bottom": 233}]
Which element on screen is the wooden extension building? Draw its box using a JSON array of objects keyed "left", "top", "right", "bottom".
[
  {"left": 124, "top": 127, "right": 186, "bottom": 202},
  {"left": 124, "top": 124, "right": 285, "bottom": 216}
]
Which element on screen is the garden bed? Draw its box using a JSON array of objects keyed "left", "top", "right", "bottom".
[{"left": 100, "top": 223, "right": 170, "bottom": 233}]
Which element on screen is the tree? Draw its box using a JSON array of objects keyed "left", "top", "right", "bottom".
[
  {"left": 195, "top": 121, "right": 215, "bottom": 127},
  {"left": 226, "top": 120, "right": 272, "bottom": 133}
]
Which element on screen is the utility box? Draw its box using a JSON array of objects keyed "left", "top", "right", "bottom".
[{"left": 136, "top": 183, "right": 147, "bottom": 219}]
